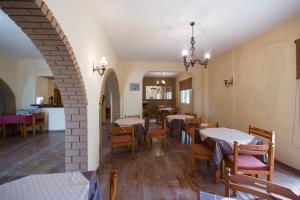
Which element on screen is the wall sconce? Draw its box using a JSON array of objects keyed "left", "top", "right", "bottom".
[
  {"left": 224, "top": 77, "right": 233, "bottom": 87},
  {"left": 93, "top": 57, "right": 107, "bottom": 76}
]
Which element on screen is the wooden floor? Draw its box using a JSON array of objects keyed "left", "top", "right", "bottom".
[
  {"left": 99, "top": 124, "right": 300, "bottom": 200},
  {"left": 0, "top": 131, "right": 65, "bottom": 184}
]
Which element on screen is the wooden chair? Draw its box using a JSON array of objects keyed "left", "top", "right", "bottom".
[
  {"left": 125, "top": 114, "right": 140, "bottom": 119},
  {"left": 185, "top": 117, "right": 201, "bottom": 144},
  {"left": 249, "top": 125, "right": 275, "bottom": 143},
  {"left": 207, "top": 122, "right": 219, "bottom": 128},
  {"left": 225, "top": 168, "right": 299, "bottom": 199},
  {"left": 33, "top": 112, "right": 46, "bottom": 134},
  {"left": 109, "top": 126, "right": 135, "bottom": 161},
  {"left": 191, "top": 128, "right": 220, "bottom": 183},
  {"left": 147, "top": 119, "right": 167, "bottom": 151},
  {"left": 185, "top": 112, "right": 197, "bottom": 118},
  {"left": 110, "top": 170, "right": 117, "bottom": 200},
  {"left": 225, "top": 141, "right": 274, "bottom": 181}
]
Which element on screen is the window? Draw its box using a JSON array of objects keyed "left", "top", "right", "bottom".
[
  {"left": 181, "top": 89, "right": 190, "bottom": 104},
  {"left": 166, "top": 92, "right": 172, "bottom": 100}
]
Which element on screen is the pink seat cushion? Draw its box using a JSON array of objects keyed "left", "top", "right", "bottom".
[
  {"left": 227, "top": 155, "right": 269, "bottom": 170},
  {"left": 111, "top": 135, "right": 132, "bottom": 144}
]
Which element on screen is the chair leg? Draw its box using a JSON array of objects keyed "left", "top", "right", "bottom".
[
  {"left": 23, "top": 124, "right": 27, "bottom": 138},
  {"left": 267, "top": 174, "right": 272, "bottom": 181},
  {"left": 215, "top": 169, "right": 220, "bottom": 184},
  {"left": 164, "top": 138, "right": 167, "bottom": 152},
  {"left": 110, "top": 148, "right": 113, "bottom": 162}
]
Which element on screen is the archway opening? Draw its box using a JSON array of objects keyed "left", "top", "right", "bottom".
[
  {"left": 0, "top": 0, "right": 88, "bottom": 175},
  {"left": 99, "top": 69, "right": 120, "bottom": 168}
]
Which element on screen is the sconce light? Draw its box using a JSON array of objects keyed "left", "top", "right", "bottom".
[
  {"left": 93, "top": 57, "right": 107, "bottom": 76},
  {"left": 224, "top": 77, "right": 233, "bottom": 87}
]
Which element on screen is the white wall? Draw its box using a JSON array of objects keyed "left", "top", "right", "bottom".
[
  {"left": 118, "top": 61, "right": 188, "bottom": 117},
  {"left": 44, "top": 0, "right": 120, "bottom": 170},
  {"left": 0, "top": 52, "right": 51, "bottom": 110}
]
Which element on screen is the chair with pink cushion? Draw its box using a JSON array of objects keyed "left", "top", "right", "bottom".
[
  {"left": 225, "top": 141, "right": 274, "bottom": 181},
  {"left": 147, "top": 119, "right": 167, "bottom": 151},
  {"left": 109, "top": 126, "right": 135, "bottom": 161}
]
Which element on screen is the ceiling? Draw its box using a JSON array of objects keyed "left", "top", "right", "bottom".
[
  {"left": 144, "top": 71, "right": 181, "bottom": 78},
  {"left": 0, "top": 10, "right": 42, "bottom": 58},
  {"left": 93, "top": 0, "right": 300, "bottom": 62}
]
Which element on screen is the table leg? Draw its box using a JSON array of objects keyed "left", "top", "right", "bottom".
[
  {"left": 2, "top": 124, "right": 7, "bottom": 139},
  {"left": 22, "top": 124, "right": 27, "bottom": 138}
]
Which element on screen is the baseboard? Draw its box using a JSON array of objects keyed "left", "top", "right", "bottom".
[
  {"left": 275, "top": 159, "right": 300, "bottom": 175},
  {"left": 47, "top": 130, "right": 65, "bottom": 133}
]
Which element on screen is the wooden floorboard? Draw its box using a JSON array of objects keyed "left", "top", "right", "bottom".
[{"left": 99, "top": 124, "right": 300, "bottom": 200}]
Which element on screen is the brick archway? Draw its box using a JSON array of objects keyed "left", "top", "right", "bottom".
[
  {"left": 0, "top": 0, "right": 88, "bottom": 171},
  {"left": 0, "top": 78, "right": 16, "bottom": 114}
]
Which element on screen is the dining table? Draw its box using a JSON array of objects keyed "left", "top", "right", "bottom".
[
  {"left": 0, "top": 114, "right": 33, "bottom": 139},
  {"left": 114, "top": 118, "right": 146, "bottom": 151},
  {"left": 196, "top": 127, "right": 263, "bottom": 170},
  {"left": 167, "top": 114, "right": 194, "bottom": 141},
  {"left": 0, "top": 171, "right": 100, "bottom": 200}
]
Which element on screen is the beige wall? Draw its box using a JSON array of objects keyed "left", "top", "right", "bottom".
[{"left": 204, "top": 15, "right": 300, "bottom": 170}]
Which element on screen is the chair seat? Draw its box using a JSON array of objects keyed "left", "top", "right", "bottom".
[
  {"left": 226, "top": 155, "right": 269, "bottom": 171},
  {"left": 111, "top": 135, "right": 132, "bottom": 144},
  {"left": 193, "top": 144, "right": 213, "bottom": 157},
  {"left": 148, "top": 129, "right": 164, "bottom": 137}
]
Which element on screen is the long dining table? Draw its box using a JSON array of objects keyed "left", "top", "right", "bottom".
[{"left": 196, "top": 127, "right": 263, "bottom": 170}]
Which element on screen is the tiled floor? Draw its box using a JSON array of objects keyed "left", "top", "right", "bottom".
[
  {"left": 99, "top": 123, "right": 300, "bottom": 200},
  {"left": 0, "top": 131, "right": 65, "bottom": 184}
]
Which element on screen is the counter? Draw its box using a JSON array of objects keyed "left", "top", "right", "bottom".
[{"left": 41, "top": 107, "right": 65, "bottom": 131}]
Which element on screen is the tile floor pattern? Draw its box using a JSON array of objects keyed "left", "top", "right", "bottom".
[
  {"left": 99, "top": 124, "right": 300, "bottom": 200},
  {"left": 0, "top": 131, "right": 65, "bottom": 184}
]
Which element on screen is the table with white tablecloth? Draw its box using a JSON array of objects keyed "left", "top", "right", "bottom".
[
  {"left": 0, "top": 171, "right": 100, "bottom": 200},
  {"left": 196, "top": 128, "right": 262, "bottom": 169},
  {"left": 166, "top": 115, "right": 194, "bottom": 141},
  {"left": 114, "top": 118, "right": 146, "bottom": 151}
]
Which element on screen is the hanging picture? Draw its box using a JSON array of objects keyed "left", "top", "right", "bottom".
[{"left": 129, "top": 83, "right": 140, "bottom": 91}]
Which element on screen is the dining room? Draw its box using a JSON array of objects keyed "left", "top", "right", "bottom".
[{"left": 1, "top": 0, "right": 300, "bottom": 199}]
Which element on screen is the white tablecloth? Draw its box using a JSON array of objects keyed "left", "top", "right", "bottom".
[
  {"left": 200, "top": 128, "right": 255, "bottom": 148},
  {"left": 115, "top": 118, "right": 145, "bottom": 127},
  {"left": 158, "top": 107, "right": 174, "bottom": 111},
  {"left": 0, "top": 172, "right": 89, "bottom": 200},
  {"left": 166, "top": 114, "right": 194, "bottom": 122}
]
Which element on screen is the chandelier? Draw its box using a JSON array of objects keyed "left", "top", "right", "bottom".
[
  {"left": 182, "top": 22, "right": 211, "bottom": 71},
  {"left": 156, "top": 72, "right": 166, "bottom": 86}
]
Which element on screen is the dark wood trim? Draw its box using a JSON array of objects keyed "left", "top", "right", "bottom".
[{"left": 275, "top": 159, "right": 300, "bottom": 176}]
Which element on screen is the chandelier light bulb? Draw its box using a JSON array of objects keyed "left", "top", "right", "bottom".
[
  {"left": 204, "top": 52, "right": 211, "bottom": 60},
  {"left": 181, "top": 49, "right": 189, "bottom": 57},
  {"left": 162, "top": 80, "right": 166, "bottom": 84}
]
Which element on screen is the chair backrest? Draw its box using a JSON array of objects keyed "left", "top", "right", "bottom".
[
  {"left": 185, "top": 112, "right": 197, "bottom": 118},
  {"left": 207, "top": 121, "right": 219, "bottom": 128},
  {"left": 249, "top": 125, "right": 275, "bottom": 143},
  {"left": 125, "top": 114, "right": 140, "bottom": 119},
  {"left": 109, "top": 126, "right": 133, "bottom": 136},
  {"left": 33, "top": 112, "right": 45, "bottom": 122},
  {"left": 186, "top": 118, "right": 201, "bottom": 128},
  {"left": 225, "top": 168, "right": 299, "bottom": 199},
  {"left": 110, "top": 170, "right": 117, "bottom": 200}
]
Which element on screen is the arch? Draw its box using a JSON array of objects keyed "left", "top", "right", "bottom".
[
  {"left": 0, "top": 78, "right": 16, "bottom": 114},
  {"left": 98, "top": 68, "right": 120, "bottom": 168},
  {"left": 0, "top": 0, "right": 88, "bottom": 171},
  {"left": 101, "top": 69, "right": 121, "bottom": 121}
]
